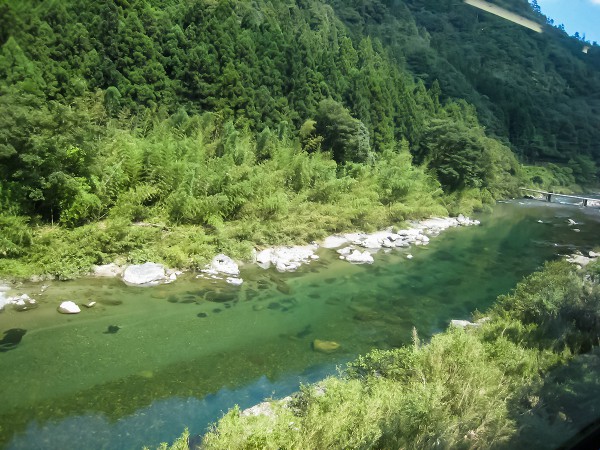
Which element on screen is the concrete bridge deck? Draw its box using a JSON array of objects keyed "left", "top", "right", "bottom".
[{"left": 520, "top": 188, "right": 600, "bottom": 207}]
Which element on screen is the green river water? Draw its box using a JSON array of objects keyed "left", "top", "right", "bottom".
[{"left": 1, "top": 200, "right": 599, "bottom": 449}]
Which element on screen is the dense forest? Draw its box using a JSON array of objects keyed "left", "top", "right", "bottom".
[{"left": 0, "top": 0, "right": 598, "bottom": 278}]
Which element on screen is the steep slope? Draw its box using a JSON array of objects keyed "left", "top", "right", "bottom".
[{"left": 328, "top": 0, "right": 600, "bottom": 171}]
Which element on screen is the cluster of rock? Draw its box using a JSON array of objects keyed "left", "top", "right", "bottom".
[
  {"left": 84, "top": 214, "right": 480, "bottom": 286},
  {"left": 0, "top": 283, "right": 91, "bottom": 315},
  {"left": 255, "top": 245, "right": 320, "bottom": 272},
  {"left": 566, "top": 250, "right": 599, "bottom": 268},
  {"left": 324, "top": 215, "right": 479, "bottom": 265},
  {"left": 197, "top": 254, "right": 243, "bottom": 286},
  {"left": 0, "top": 291, "right": 38, "bottom": 312}
]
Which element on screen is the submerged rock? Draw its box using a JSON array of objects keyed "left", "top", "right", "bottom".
[
  {"left": 122, "top": 263, "right": 166, "bottom": 285},
  {"left": 313, "top": 339, "right": 341, "bottom": 353},
  {"left": 226, "top": 277, "right": 244, "bottom": 286},
  {"left": 58, "top": 301, "right": 81, "bottom": 314},
  {"left": 103, "top": 325, "right": 120, "bottom": 334}
]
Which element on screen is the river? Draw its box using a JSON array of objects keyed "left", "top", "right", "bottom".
[{"left": 1, "top": 200, "right": 599, "bottom": 450}]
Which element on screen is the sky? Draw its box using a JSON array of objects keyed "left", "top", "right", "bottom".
[{"left": 535, "top": 0, "right": 600, "bottom": 44}]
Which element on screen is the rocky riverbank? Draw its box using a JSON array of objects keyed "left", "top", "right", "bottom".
[{"left": 0, "top": 215, "right": 481, "bottom": 313}]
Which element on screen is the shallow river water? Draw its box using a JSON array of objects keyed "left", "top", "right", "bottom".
[{"left": 1, "top": 200, "right": 599, "bottom": 449}]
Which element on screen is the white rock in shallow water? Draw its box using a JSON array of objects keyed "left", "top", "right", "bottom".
[
  {"left": 226, "top": 277, "right": 244, "bottom": 286},
  {"left": 123, "top": 263, "right": 166, "bottom": 285},
  {"left": 360, "top": 234, "right": 384, "bottom": 249},
  {"left": 406, "top": 254, "right": 413, "bottom": 259},
  {"left": 0, "top": 285, "right": 14, "bottom": 311},
  {"left": 255, "top": 245, "right": 318, "bottom": 272},
  {"left": 255, "top": 249, "right": 273, "bottom": 269},
  {"left": 345, "top": 250, "right": 374, "bottom": 264},
  {"left": 207, "top": 254, "right": 239, "bottom": 276},
  {"left": 58, "top": 301, "right": 81, "bottom": 314},
  {"left": 321, "top": 235, "right": 349, "bottom": 249},
  {"left": 337, "top": 246, "right": 354, "bottom": 257}
]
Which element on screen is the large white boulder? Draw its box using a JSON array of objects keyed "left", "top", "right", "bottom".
[
  {"left": 123, "top": 263, "right": 166, "bottom": 285},
  {"left": 58, "top": 301, "right": 81, "bottom": 314},
  {"left": 206, "top": 254, "right": 240, "bottom": 276}
]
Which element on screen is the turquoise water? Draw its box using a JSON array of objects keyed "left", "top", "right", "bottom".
[{"left": 1, "top": 200, "right": 599, "bottom": 449}]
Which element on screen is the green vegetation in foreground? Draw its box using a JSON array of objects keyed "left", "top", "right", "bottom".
[{"left": 152, "top": 259, "right": 600, "bottom": 449}]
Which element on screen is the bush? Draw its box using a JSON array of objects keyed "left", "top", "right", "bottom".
[{"left": 0, "top": 214, "right": 32, "bottom": 257}]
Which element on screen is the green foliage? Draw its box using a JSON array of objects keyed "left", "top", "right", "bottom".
[
  {"left": 522, "top": 164, "right": 579, "bottom": 192},
  {"left": 314, "top": 99, "right": 371, "bottom": 163},
  {"left": 0, "top": 214, "right": 32, "bottom": 257}
]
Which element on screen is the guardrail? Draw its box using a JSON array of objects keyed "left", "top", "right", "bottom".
[{"left": 520, "top": 188, "right": 599, "bottom": 207}]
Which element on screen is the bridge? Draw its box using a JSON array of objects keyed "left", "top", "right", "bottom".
[{"left": 520, "top": 188, "right": 600, "bottom": 207}]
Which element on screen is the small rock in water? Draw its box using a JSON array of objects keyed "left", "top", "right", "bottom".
[
  {"left": 407, "top": 254, "right": 413, "bottom": 260},
  {"left": 103, "top": 325, "right": 120, "bottom": 334},
  {"left": 58, "top": 301, "right": 81, "bottom": 314},
  {"left": 226, "top": 277, "right": 244, "bottom": 286},
  {"left": 313, "top": 339, "right": 341, "bottom": 353},
  {"left": 267, "top": 302, "right": 281, "bottom": 310},
  {"left": 213, "top": 308, "right": 222, "bottom": 313},
  {"left": 197, "top": 312, "right": 208, "bottom": 318},
  {"left": 82, "top": 301, "right": 96, "bottom": 308}
]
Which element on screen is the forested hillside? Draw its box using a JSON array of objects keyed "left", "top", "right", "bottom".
[
  {"left": 0, "top": 0, "right": 598, "bottom": 278},
  {"left": 329, "top": 0, "right": 600, "bottom": 166}
]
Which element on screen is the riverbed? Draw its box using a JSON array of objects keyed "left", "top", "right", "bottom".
[{"left": 1, "top": 200, "right": 599, "bottom": 449}]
